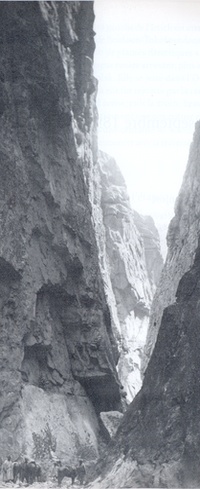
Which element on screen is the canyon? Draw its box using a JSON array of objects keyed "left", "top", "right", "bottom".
[
  {"left": 91, "top": 122, "right": 200, "bottom": 489},
  {"left": 95, "top": 151, "right": 163, "bottom": 402},
  {"left": 144, "top": 121, "right": 200, "bottom": 373},
  {"left": 2, "top": 1, "right": 199, "bottom": 487}
]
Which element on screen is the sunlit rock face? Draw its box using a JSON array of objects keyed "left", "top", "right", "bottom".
[
  {"left": 100, "top": 411, "right": 123, "bottom": 439},
  {"left": 0, "top": 1, "right": 122, "bottom": 466},
  {"left": 94, "top": 242, "right": 200, "bottom": 488},
  {"left": 90, "top": 151, "right": 163, "bottom": 402},
  {"left": 143, "top": 121, "right": 200, "bottom": 372},
  {"left": 133, "top": 211, "right": 163, "bottom": 291}
]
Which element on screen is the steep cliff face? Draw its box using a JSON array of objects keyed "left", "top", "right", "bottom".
[
  {"left": 133, "top": 211, "right": 163, "bottom": 291},
  {"left": 91, "top": 123, "right": 200, "bottom": 489},
  {"left": 144, "top": 121, "right": 200, "bottom": 372},
  {"left": 93, "top": 241, "right": 200, "bottom": 488},
  {"left": 0, "top": 1, "right": 121, "bottom": 466},
  {"left": 90, "top": 151, "right": 163, "bottom": 402}
]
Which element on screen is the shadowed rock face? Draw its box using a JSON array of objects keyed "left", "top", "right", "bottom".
[
  {"left": 144, "top": 121, "right": 200, "bottom": 372},
  {"left": 0, "top": 1, "right": 121, "bottom": 466},
  {"left": 92, "top": 241, "right": 200, "bottom": 488}
]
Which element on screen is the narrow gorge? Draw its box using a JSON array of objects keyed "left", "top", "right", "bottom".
[
  {"left": 94, "top": 151, "right": 163, "bottom": 403},
  {"left": 91, "top": 121, "right": 200, "bottom": 489},
  {"left": 1, "top": 2, "right": 199, "bottom": 488}
]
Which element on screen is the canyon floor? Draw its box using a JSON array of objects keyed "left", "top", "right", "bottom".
[
  {"left": 0, "top": 481, "right": 86, "bottom": 489},
  {"left": 0, "top": 483, "right": 129, "bottom": 489},
  {"left": 0, "top": 478, "right": 147, "bottom": 489},
  {"left": 0, "top": 479, "right": 120, "bottom": 489}
]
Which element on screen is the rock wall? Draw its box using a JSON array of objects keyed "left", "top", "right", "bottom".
[
  {"left": 90, "top": 151, "right": 163, "bottom": 402},
  {"left": 93, "top": 240, "right": 200, "bottom": 488},
  {"left": 0, "top": 1, "right": 121, "bottom": 468},
  {"left": 143, "top": 120, "right": 200, "bottom": 372},
  {"left": 133, "top": 211, "right": 163, "bottom": 291},
  {"left": 90, "top": 122, "right": 200, "bottom": 489}
]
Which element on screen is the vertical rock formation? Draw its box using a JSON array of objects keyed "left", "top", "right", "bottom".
[
  {"left": 93, "top": 239, "right": 200, "bottom": 488},
  {"left": 0, "top": 0, "right": 165, "bottom": 475},
  {"left": 144, "top": 121, "right": 200, "bottom": 371},
  {"left": 91, "top": 122, "right": 200, "bottom": 489},
  {"left": 0, "top": 1, "right": 121, "bottom": 467},
  {"left": 133, "top": 211, "right": 163, "bottom": 291},
  {"left": 90, "top": 151, "right": 163, "bottom": 402}
]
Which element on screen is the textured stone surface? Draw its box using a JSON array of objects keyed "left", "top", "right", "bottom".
[
  {"left": 100, "top": 411, "right": 123, "bottom": 439},
  {"left": 90, "top": 457, "right": 182, "bottom": 489},
  {"left": 90, "top": 151, "right": 163, "bottom": 402},
  {"left": 0, "top": 1, "right": 121, "bottom": 468},
  {"left": 133, "top": 211, "right": 163, "bottom": 290},
  {"left": 20, "top": 385, "right": 99, "bottom": 468},
  {"left": 143, "top": 121, "right": 200, "bottom": 372},
  {"left": 91, "top": 122, "right": 200, "bottom": 486},
  {"left": 91, "top": 241, "right": 200, "bottom": 488}
]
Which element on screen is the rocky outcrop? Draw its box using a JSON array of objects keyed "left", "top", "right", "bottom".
[
  {"left": 93, "top": 240, "right": 200, "bottom": 488},
  {"left": 90, "top": 122, "right": 200, "bottom": 489},
  {"left": 100, "top": 411, "right": 123, "bottom": 439},
  {"left": 0, "top": 1, "right": 122, "bottom": 468},
  {"left": 89, "top": 151, "right": 163, "bottom": 402},
  {"left": 143, "top": 121, "right": 200, "bottom": 372}
]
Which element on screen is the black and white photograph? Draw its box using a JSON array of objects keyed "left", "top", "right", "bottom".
[{"left": 0, "top": 1, "right": 200, "bottom": 487}]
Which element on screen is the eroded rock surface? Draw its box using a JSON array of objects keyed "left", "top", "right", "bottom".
[
  {"left": 100, "top": 411, "right": 123, "bottom": 439},
  {"left": 91, "top": 240, "right": 200, "bottom": 488},
  {"left": 91, "top": 123, "right": 200, "bottom": 489},
  {"left": 133, "top": 211, "right": 163, "bottom": 290},
  {"left": 90, "top": 151, "right": 163, "bottom": 402},
  {"left": 144, "top": 121, "right": 200, "bottom": 371},
  {"left": 0, "top": 1, "right": 121, "bottom": 467}
]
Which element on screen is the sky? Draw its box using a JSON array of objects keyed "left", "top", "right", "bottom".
[{"left": 93, "top": 0, "right": 200, "bottom": 256}]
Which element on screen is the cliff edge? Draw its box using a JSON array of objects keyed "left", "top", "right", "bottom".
[{"left": 143, "top": 121, "right": 200, "bottom": 371}]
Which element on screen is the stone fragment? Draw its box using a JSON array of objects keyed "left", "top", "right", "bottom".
[{"left": 100, "top": 411, "right": 123, "bottom": 438}]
